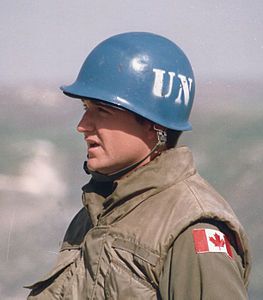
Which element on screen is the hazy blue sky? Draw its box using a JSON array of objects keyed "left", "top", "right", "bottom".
[{"left": 1, "top": 0, "right": 263, "bottom": 84}]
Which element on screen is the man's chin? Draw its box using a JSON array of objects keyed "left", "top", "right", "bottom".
[
  {"left": 87, "top": 162, "right": 110, "bottom": 175},
  {"left": 87, "top": 159, "right": 126, "bottom": 175}
]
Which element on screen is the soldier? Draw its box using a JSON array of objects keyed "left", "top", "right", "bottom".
[{"left": 27, "top": 32, "right": 251, "bottom": 299}]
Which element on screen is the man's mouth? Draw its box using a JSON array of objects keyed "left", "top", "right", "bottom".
[{"left": 88, "top": 141, "right": 100, "bottom": 149}]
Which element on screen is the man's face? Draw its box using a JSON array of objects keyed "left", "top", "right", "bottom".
[{"left": 77, "top": 100, "right": 156, "bottom": 175}]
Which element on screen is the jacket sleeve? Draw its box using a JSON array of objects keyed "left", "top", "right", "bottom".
[{"left": 159, "top": 222, "right": 248, "bottom": 300}]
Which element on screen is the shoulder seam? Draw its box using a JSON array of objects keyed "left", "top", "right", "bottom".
[{"left": 183, "top": 179, "right": 205, "bottom": 212}]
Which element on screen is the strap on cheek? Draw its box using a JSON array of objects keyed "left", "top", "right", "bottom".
[
  {"left": 83, "top": 140, "right": 164, "bottom": 182},
  {"left": 83, "top": 125, "right": 167, "bottom": 182}
]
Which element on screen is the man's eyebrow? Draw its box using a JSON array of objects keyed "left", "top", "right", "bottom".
[
  {"left": 95, "top": 101, "right": 110, "bottom": 107},
  {"left": 95, "top": 101, "right": 126, "bottom": 111},
  {"left": 82, "top": 99, "right": 126, "bottom": 111},
  {"left": 81, "top": 99, "right": 105, "bottom": 107}
]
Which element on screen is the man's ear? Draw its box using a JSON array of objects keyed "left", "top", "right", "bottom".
[{"left": 148, "top": 123, "right": 166, "bottom": 141}]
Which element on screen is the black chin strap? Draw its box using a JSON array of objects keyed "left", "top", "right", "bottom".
[{"left": 83, "top": 127, "right": 167, "bottom": 182}]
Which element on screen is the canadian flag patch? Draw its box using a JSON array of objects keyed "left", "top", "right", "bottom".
[{"left": 192, "top": 228, "right": 233, "bottom": 259}]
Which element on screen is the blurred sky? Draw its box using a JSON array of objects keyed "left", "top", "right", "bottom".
[{"left": 1, "top": 0, "right": 263, "bottom": 85}]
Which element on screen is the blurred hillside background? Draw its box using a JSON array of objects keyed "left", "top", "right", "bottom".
[{"left": 1, "top": 1, "right": 262, "bottom": 299}]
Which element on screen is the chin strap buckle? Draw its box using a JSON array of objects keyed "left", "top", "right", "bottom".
[{"left": 154, "top": 125, "right": 167, "bottom": 146}]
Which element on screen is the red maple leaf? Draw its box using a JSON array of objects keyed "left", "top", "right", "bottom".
[{"left": 209, "top": 233, "right": 225, "bottom": 249}]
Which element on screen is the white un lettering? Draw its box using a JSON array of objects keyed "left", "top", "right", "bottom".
[{"left": 152, "top": 68, "right": 193, "bottom": 106}]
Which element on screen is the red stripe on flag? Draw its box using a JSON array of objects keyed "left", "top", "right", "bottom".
[
  {"left": 224, "top": 235, "right": 233, "bottom": 259},
  {"left": 192, "top": 229, "right": 209, "bottom": 253}
]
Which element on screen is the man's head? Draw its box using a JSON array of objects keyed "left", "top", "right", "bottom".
[{"left": 61, "top": 32, "right": 194, "bottom": 177}]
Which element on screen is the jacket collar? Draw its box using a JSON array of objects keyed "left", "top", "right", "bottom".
[{"left": 82, "top": 146, "right": 196, "bottom": 226}]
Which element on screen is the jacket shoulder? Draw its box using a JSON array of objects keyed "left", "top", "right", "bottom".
[{"left": 183, "top": 173, "right": 241, "bottom": 225}]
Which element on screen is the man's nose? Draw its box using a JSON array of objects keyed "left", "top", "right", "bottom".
[{"left": 77, "top": 111, "right": 94, "bottom": 133}]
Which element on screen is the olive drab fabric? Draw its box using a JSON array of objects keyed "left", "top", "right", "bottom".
[{"left": 26, "top": 147, "right": 251, "bottom": 299}]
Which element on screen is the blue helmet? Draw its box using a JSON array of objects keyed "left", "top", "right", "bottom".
[{"left": 61, "top": 32, "right": 195, "bottom": 131}]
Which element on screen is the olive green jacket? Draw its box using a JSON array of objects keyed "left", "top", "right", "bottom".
[{"left": 27, "top": 146, "right": 251, "bottom": 299}]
